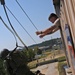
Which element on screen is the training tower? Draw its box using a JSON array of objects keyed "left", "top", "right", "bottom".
[{"left": 53, "top": 0, "right": 75, "bottom": 75}]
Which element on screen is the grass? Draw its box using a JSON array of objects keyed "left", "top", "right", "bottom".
[
  {"left": 57, "top": 56, "right": 66, "bottom": 62},
  {"left": 28, "top": 50, "right": 66, "bottom": 72},
  {"left": 28, "top": 56, "right": 66, "bottom": 69},
  {"left": 58, "top": 61, "right": 67, "bottom": 75},
  {"left": 28, "top": 50, "right": 67, "bottom": 75}
]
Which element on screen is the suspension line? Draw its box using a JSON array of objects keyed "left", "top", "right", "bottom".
[
  {"left": 5, "top": 5, "right": 37, "bottom": 44},
  {"left": 2, "top": 4, "right": 28, "bottom": 50}
]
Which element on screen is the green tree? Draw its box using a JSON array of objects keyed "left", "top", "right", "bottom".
[
  {"left": 0, "top": 58, "right": 9, "bottom": 75},
  {"left": 37, "top": 49, "right": 42, "bottom": 55},
  {"left": 22, "top": 48, "right": 35, "bottom": 62},
  {"left": 33, "top": 46, "right": 38, "bottom": 54}
]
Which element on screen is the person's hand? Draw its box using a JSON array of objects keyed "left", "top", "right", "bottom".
[
  {"left": 36, "top": 31, "right": 41, "bottom": 35},
  {"left": 39, "top": 34, "right": 45, "bottom": 38}
]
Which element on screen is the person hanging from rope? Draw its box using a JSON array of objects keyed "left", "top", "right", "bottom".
[
  {"left": 36, "top": 13, "right": 60, "bottom": 38},
  {"left": 0, "top": 48, "right": 35, "bottom": 75}
]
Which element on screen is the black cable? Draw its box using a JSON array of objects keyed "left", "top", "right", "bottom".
[
  {"left": 0, "top": 16, "right": 27, "bottom": 50},
  {"left": 5, "top": 5, "right": 37, "bottom": 44},
  {"left": 0, "top": 0, "right": 18, "bottom": 47},
  {"left": 3, "top": 5, "right": 28, "bottom": 50}
]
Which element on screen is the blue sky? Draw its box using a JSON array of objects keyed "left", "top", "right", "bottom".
[{"left": 0, "top": 0, "right": 61, "bottom": 51}]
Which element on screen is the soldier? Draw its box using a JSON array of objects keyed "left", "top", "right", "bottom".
[
  {"left": 36, "top": 13, "right": 60, "bottom": 38},
  {"left": 1, "top": 48, "right": 35, "bottom": 75}
]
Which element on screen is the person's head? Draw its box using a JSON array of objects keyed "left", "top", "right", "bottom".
[
  {"left": 48, "top": 13, "right": 58, "bottom": 23},
  {"left": 0, "top": 49, "right": 10, "bottom": 59}
]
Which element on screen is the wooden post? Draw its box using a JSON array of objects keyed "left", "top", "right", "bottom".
[
  {"left": 53, "top": 0, "right": 75, "bottom": 75},
  {"left": 60, "top": 0, "right": 75, "bottom": 75}
]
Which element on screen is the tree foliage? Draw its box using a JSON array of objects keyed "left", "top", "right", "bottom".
[
  {"left": 22, "top": 48, "right": 35, "bottom": 62},
  {"left": 0, "top": 58, "right": 8, "bottom": 75}
]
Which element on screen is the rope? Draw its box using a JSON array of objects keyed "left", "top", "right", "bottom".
[
  {"left": 3, "top": 5, "right": 28, "bottom": 50},
  {"left": 5, "top": 5, "right": 37, "bottom": 44},
  {"left": 0, "top": 16, "right": 17, "bottom": 45},
  {"left": 15, "top": 0, "right": 38, "bottom": 31},
  {"left": 15, "top": 0, "right": 46, "bottom": 41}
]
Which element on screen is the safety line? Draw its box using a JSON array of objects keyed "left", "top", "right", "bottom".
[
  {"left": 0, "top": 16, "right": 17, "bottom": 44},
  {"left": 3, "top": 5, "right": 28, "bottom": 50},
  {"left": 15, "top": 0, "right": 46, "bottom": 41},
  {"left": 15, "top": 0, "right": 38, "bottom": 31},
  {"left": 5, "top": 5, "right": 37, "bottom": 44}
]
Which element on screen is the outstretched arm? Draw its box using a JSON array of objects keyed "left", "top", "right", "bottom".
[
  {"left": 36, "top": 18, "right": 60, "bottom": 38},
  {"left": 36, "top": 25, "right": 59, "bottom": 38}
]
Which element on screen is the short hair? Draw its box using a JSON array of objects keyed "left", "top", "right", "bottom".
[{"left": 48, "top": 13, "right": 58, "bottom": 20}]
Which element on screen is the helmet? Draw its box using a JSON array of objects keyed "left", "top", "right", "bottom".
[{"left": 0, "top": 49, "right": 10, "bottom": 59}]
